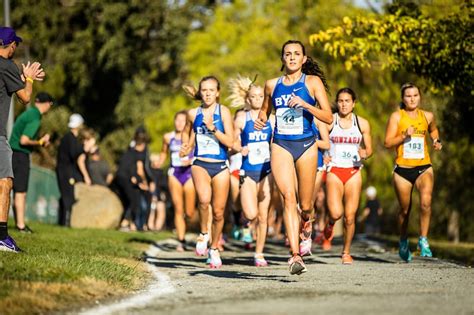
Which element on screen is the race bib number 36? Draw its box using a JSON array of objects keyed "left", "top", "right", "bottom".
[
  {"left": 403, "top": 136, "right": 425, "bottom": 159},
  {"left": 196, "top": 133, "right": 220, "bottom": 156},
  {"left": 276, "top": 108, "right": 303, "bottom": 135}
]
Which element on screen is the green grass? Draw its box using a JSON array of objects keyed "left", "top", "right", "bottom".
[
  {"left": 0, "top": 222, "right": 172, "bottom": 314},
  {"left": 373, "top": 234, "right": 474, "bottom": 266}
]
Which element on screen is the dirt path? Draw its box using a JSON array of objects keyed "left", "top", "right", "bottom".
[{"left": 81, "top": 236, "right": 474, "bottom": 315}]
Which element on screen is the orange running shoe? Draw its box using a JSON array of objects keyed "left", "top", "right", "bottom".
[
  {"left": 342, "top": 253, "right": 353, "bottom": 265},
  {"left": 322, "top": 239, "right": 332, "bottom": 251},
  {"left": 323, "top": 222, "right": 335, "bottom": 241}
]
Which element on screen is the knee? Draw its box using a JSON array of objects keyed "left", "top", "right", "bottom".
[
  {"left": 213, "top": 210, "right": 225, "bottom": 222},
  {"left": 282, "top": 192, "right": 297, "bottom": 208},
  {"left": 257, "top": 213, "right": 268, "bottom": 225},
  {"left": 420, "top": 198, "right": 432, "bottom": 213},
  {"left": 0, "top": 178, "right": 13, "bottom": 192},
  {"left": 198, "top": 200, "right": 210, "bottom": 211},
  {"left": 344, "top": 215, "right": 356, "bottom": 226}
]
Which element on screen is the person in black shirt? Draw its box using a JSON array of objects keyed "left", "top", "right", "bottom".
[
  {"left": 116, "top": 131, "right": 150, "bottom": 231},
  {"left": 56, "top": 113, "right": 91, "bottom": 226},
  {"left": 359, "top": 186, "right": 383, "bottom": 235},
  {"left": 0, "top": 27, "right": 45, "bottom": 252}
]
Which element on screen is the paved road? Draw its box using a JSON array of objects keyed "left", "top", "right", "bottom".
[{"left": 94, "top": 236, "right": 474, "bottom": 315}]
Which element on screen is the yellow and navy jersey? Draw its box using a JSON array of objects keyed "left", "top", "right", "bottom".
[{"left": 395, "top": 109, "right": 431, "bottom": 167}]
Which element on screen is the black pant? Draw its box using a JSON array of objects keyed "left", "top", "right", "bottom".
[
  {"left": 116, "top": 176, "right": 141, "bottom": 223},
  {"left": 56, "top": 169, "right": 75, "bottom": 226}
]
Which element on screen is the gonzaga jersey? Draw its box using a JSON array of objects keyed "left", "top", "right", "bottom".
[
  {"left": 272, "top": 73, "right": 317, "bottom": 140},
  {"left": 241, "top": 111, "right": 272, "bottom": 172},
  {"left": 193, "top": 105, "right": 227, "bottom": 161},
  {"left": 329, "top": 113, "right": 363, "bottom": 168}
]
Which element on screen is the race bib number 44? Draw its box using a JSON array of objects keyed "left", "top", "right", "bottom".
[
  {"left": 248, "top": 142, "right": 270, "bottom": 165},
  {"left": 403, "top": 136, "right": 425, "bottom": 159},
  {"left": 276, "top": 107, "right": 303, "bottom": 135},
  {"left": 196, "top": 133, "right": 220, "bottom": 156}
]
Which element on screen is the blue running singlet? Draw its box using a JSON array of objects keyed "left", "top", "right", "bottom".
[
  {"left": 272, "top": 73, "right": 317, "bottom": 141},
  {"left": 241, "top": 111, "right": 272, "bottom": 173},
  {"left": 193, "top": 104, "right": 228, "bottom": 161}
]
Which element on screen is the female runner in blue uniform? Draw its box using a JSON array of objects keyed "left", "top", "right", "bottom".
[
  {"left": 255, "top": 40, "right": 333, "bottom": 275},
  {"left": 230, "top": 75, "right": 274, "bottom": 267},
  {"left": 180, "top": 76, "right": 234, "bottom": 269}
]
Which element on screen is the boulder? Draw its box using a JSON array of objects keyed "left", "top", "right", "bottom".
[{"left": 71, "top": 183, "right": 123, "bottom": 229}]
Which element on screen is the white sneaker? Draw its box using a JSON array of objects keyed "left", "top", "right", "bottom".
[
  {"left": 195, "top": 233, "right": 209, "bottom": 256},
  {"left": 209, "top": 248, "right": 222, "bottom": 269}
]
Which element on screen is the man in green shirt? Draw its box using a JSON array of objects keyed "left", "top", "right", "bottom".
[{"left": 10, "top": 92, "right": 53, "bottom": 233}]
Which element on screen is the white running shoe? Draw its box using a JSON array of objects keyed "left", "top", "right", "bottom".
[
  {"left": 209, "top": 248, "right": 222, "bottom": 269},
  {"left": 195, "top": 233, "right": 209, "bottom": 256}
]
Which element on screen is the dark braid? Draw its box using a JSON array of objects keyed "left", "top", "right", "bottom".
[{"left": 280, "top": 40, "right": 330, "bottom": 92}]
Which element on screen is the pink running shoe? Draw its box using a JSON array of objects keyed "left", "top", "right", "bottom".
[
  {"left": 195, "top": 233, "right": 209, "bottom": 256},
  {"left": 254, "top": 253, "right": 268, "bottom": 267},
  {"left": 209, "top": 248, "right": 222, "bottom": 269},
  {"left": 299, "top": 239, "right": 312, "bottom": 257},
  {"left": 299, "top": 219, "right": 313, "bottom": 256}
]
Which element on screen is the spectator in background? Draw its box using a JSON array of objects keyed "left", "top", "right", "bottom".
[
  {"left": 87, "top": 147, "right": 113, "bottom": 186},
  {"left": 56, "top": 113, "right": 91, "bottom": 226},
  {"left": 147, "top": 153, "right": 167, "bottom": 232},
  {"left": 116, "top": 131, "right": 150, "bottom": 231},
  {"left": 10, "top": 92, "right": 53, "bottom": 233},
  {"left": 0, "top": 26, "right": 45, "bottom": 252},
  {"left": 359, "top": 186, "right": 383, "bottom": 235}
]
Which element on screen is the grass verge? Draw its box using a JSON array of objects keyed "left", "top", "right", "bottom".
[
  {"left": 0, "top": 222, "right": 172, "bottom": 315},
  {"left": 373, "top": 234, "right": 474, "bottom": 266}
]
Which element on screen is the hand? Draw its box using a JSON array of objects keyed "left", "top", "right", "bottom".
[
  {"left": 241, "top": 146, "right": 249, "bottom": 156},
  {"left": 84, "top": 176, "right": 92, "bottom": 186},
  {"left": 323, "top": 155, "right": 332, "bottom": 165},
  {"left": 405, "top": 125, "right": 415, "bottom": 138},
  {"left": 40, "top": 134, "right": 51, "bottom": 147},
  {"left": 22, "top": 61, "right": 45, "bottom": 81},
  {"left": 358, "top": 148, "right": 368, "bottom": 160},
  {"left": 254, "top": 111, "right": 267, "bottom": 131},
  {"left": 179, "top": 143, "right": 191, "bottom": 157},
  {"left": 433, "top": 139, "right": 442, "bottom": 151},
  {"left": 288, "top": 93, "right": 306, "bottom": 109},
  {"left": 203, "top": 116, "right": 216, "bottom": 133},
  {"left": 138, "top": 182, "right": 149, "bottom": 191},
  {"left": 131, "top": 176, "right": 138, "bottom": 185}
]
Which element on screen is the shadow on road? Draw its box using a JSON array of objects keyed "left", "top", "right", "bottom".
[{"left": 188, "top": 270, "right": 296, "bottom": 283}]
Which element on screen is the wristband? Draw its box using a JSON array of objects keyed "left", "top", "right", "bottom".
[
  {"left": 26, "top": 77, "right": 34, "bottom": 84},
  {"left": 433, "top": 138, "right": 442, "bottom": 144}
]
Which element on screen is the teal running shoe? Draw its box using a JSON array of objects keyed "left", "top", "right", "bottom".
[
  {"left": 399, "top": 238, "right": 412, "bottom": 262},
  {"left": 206, "top": 251, "right": 211, "bottom": 264},
  {"left": 418, "top": 237, "right": 433, "bottom": 257},
  {"left": 241, "top": 228, "right": 253, "bottom": 244},
  {"left": 231, "top": 225, "right": 241, "bottom": 240}
]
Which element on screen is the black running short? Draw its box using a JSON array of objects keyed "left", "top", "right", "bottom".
[{"left": 12, "top": 151, "right": 30, "bottom": 193}]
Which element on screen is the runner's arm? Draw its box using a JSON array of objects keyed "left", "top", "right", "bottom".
[
  {"left": 212, "top": 106, "right": 234, "bottom": 148},
  {"left": 384, "top": 112, "right": 405, "bottom": 149}
]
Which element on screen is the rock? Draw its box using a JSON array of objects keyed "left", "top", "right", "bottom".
[{"left": 71, "top": 183, "right": 123, "bottom": 229}]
